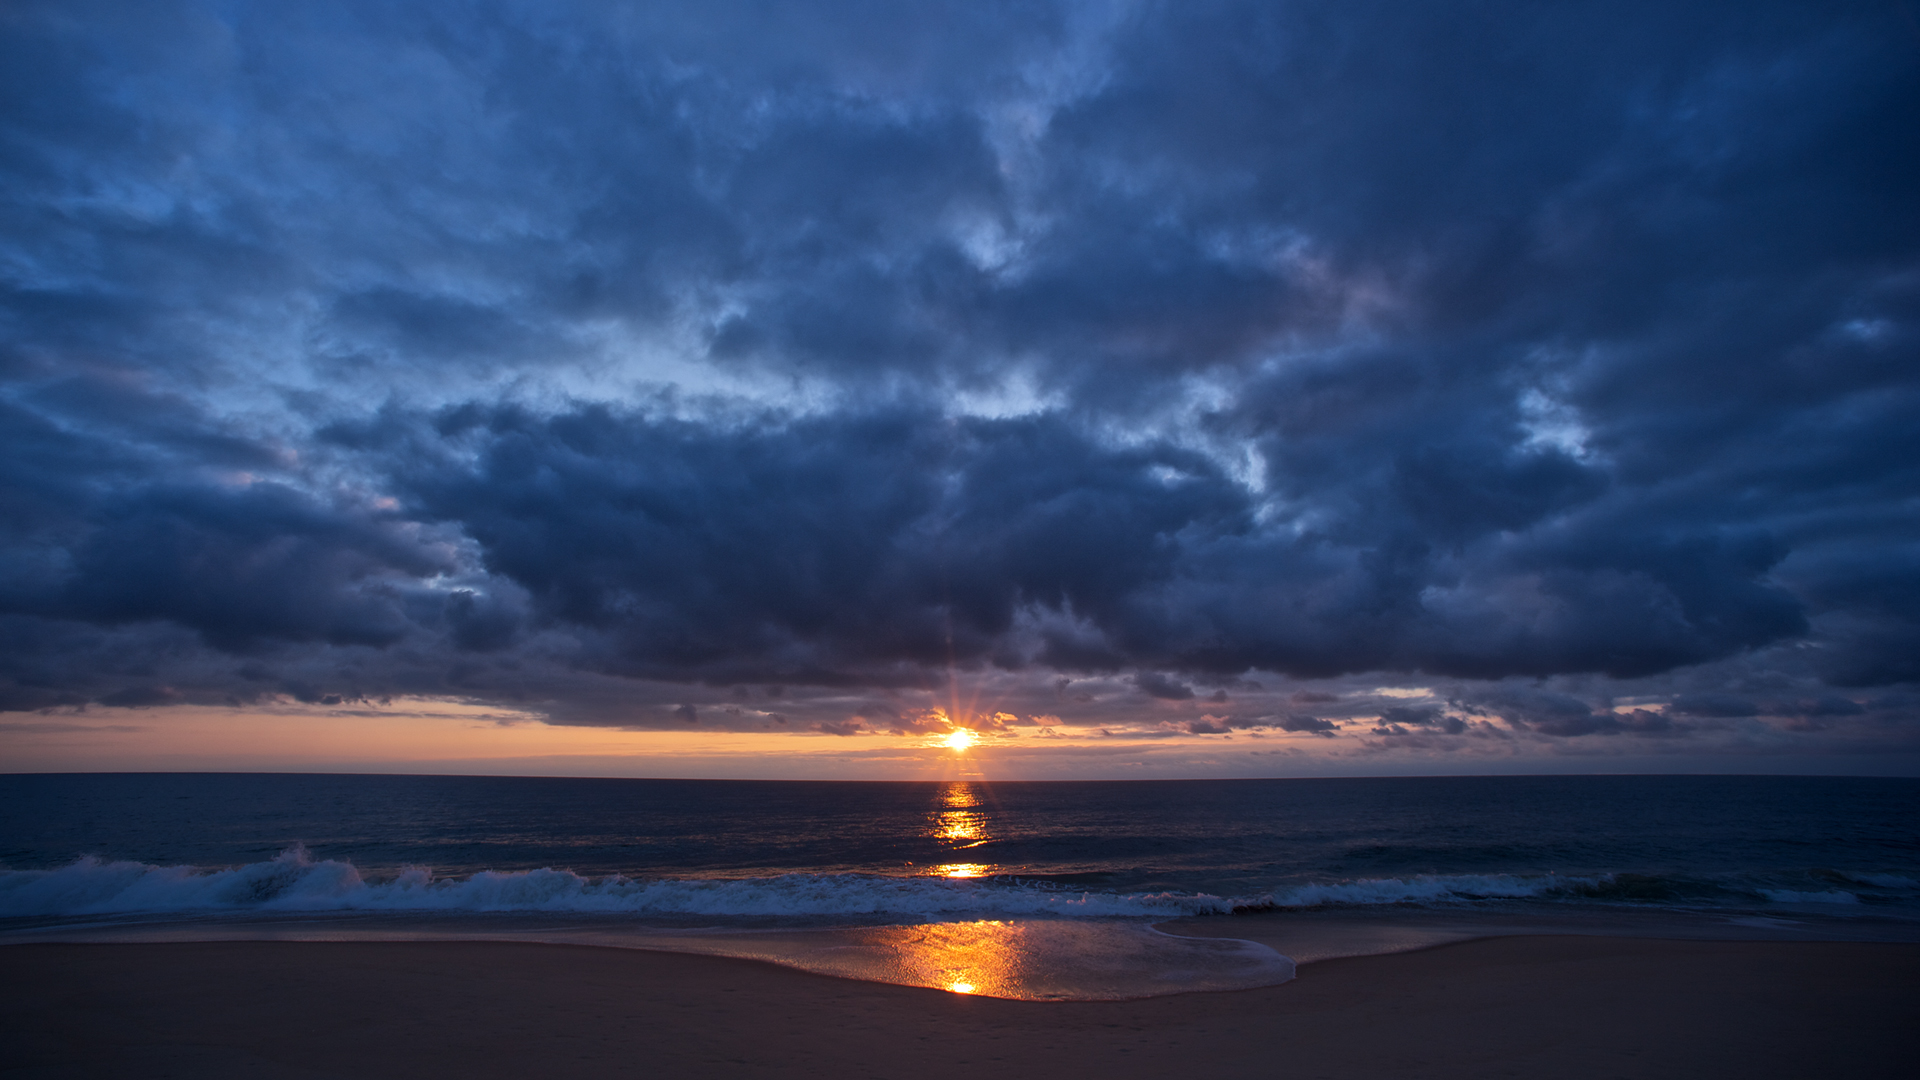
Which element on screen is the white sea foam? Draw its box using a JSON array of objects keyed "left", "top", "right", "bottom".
[
  {"left": 0, "top": 851, "right": 1634, "bottom": 918},
  {"left": 9, "top": 849, "right": 1876, "bottom": 920},
  {"left": 1257, "top": 873, "right": 1584, "bottom": 908},
  {"left": 0, "top": 848, "right": 1239, "bottom": 919},
  {"left": 0, "top": 849, "right": 1589, "bottom": 919},
  {"left": 1758, "top": 888, "right": 1859, "bottom": 905}
]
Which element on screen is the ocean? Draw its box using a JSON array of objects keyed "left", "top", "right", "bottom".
[{"left": 3, "top": 773, "right": 1916, "bottom": 998}]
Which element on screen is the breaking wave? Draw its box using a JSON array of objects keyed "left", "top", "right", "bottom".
[
  {"left": 1251, "top": 873, "right": 1594, "bottom": 909},
  {"left": 1, "top": 847, "right": 1905, "bottom": 919},
  {"left": 0, "top": 847, "right": 1238, "bottom": 918},
  {"left": 1836, "top": 871, "right": 1916, "bottom": 889},
  {"left": 1757, "top": 889, "right": 1859, "bottom": 905}
]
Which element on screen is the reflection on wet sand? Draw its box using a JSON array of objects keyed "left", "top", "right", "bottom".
[
  {"left": 1, "top": 913, "right": 1296, "bottom": 1001},
  {"left": 883, "top": 921, "right": 1030, "bottom": 997},
  {"left": 701, "top": 919, "right": 1295, "bottom": 1000}
]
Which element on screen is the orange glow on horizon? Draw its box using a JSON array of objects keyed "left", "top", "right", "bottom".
[
  {"left": 0, "top": 699, "right": 1024, "bottom": 777},
  {"left": 0, "top": 695, "right": 1379, "bottom": 781}
]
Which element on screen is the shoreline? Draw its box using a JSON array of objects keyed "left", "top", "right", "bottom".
[{"left": 5, "top": 935, "right": 1915, "bottom": 1078}]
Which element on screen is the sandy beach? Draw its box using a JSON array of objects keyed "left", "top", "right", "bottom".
[{"left": 3, "top": 935, "right": 1914, "bottom": 1079}]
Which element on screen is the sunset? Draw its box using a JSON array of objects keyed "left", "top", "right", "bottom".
[{"left": 2, "top": 0, "right": 1915, "bottom": 1075}]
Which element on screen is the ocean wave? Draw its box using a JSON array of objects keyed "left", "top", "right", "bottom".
[
  {"left": 0, "top": 848, "right": 1239, "bottom": 919},
  {"left": 4, "top": 850, "right": 1904, "bottom": 920},
  {"left": 1245, "top": 871, "right": 1869, "bottom": 909},
  {"left": 1758, "top": 888, "right": 1859, "bottom": 905},
  {"left": 1240, "top": 872, "right": 1600, "bottom": 910},
  {"left": 0, "top": 849, "right": 1585, "bottom": 919},
  {"left": 1835, "top": 871, "right": 1917, "bottom": 889}
]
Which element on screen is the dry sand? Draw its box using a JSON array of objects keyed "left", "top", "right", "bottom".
[{"left": 3, "top": 936, "right": 1915, "bottom": 1079}]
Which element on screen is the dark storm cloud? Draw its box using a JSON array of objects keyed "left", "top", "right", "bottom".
[
  {"left": 1, "top": 0, "right": 1916, "bottom": 752},
  {"left": 1529, "top": 710, "right": 1680, "bottom": 740},
  {"left": 1133, "top": 672, "right": 1198, "bottom": 701},
  {"left": 1276, "top": 714, "right": 1339, "bottom": 737},
  {"left": 298, "top": 399, "right": 1814, "bottom": 691},
  {"left": 1670, "top": 694, "right": 1763, "bottom": 719},
  {"left": 0, "top": 382, "right": 461, "bottom": 652},
  {"left": 341, "top": 402, "right": 1252, "bottom": 685}
]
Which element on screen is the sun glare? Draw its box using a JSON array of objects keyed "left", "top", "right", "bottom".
[{"left": 943, "top": 728, "right": 976, "bottom": 751}]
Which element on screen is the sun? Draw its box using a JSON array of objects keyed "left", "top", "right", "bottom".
[{"left": 943, "top": 728, "right": 976, "bottom": 752}]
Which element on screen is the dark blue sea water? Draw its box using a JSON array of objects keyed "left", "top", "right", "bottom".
[{"left": 3, "top": 773, "right": 1915, "bottom": 921}]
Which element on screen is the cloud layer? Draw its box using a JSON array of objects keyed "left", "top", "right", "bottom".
[{"left": 2, "top": 0, "right": 1917, "bottom": 763}]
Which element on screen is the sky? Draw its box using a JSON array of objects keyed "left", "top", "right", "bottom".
[{"left": 2, "top": 0, "right": 1917, "bottom": 778}]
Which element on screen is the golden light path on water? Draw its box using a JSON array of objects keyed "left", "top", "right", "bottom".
[
  {"left": 853, "top": 779, "right": 1279, "bottom": 998},
  {"left": 454, "top": 777, "right": 1290, "bottom": 999},
  {"left": 925, "top": 779, "right": 993, "bottom": 880},
  {"left": 730, "top": 777, "right": 1295, "bottom": 998}
]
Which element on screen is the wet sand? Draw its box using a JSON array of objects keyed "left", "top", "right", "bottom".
[{"left": 3, "top": 936, "right": 1916, "bottom": 1079}]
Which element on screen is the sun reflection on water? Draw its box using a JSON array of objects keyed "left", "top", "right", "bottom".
[
  {"left": 924, "top": 781, "right": 995, "bottom": 876},
  {"left": 934, "top": 863, "right": 988, "bottom": 878},
  {"left": 933, "top": 814, "right": 985, "bottom": 842}
]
